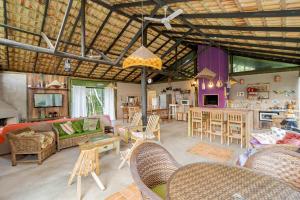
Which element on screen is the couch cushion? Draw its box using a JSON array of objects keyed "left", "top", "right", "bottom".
[
  {"left": 151, "top": 184, "right": 167, "bottom": 199},
  {"left": 39, "top": 131, "right": 55, "bottom": 149},
  {"left": 60, "top": 121, "right": 75, "bottom": 135},
  {"left": 72, "top": 120, "right": 84, "bottom": 133},
  {"left": 59, "top": 129, "right": 103, "bottom": 140},
  {"left": 83, "top": 118, "right": 98, "bottom": 131}
]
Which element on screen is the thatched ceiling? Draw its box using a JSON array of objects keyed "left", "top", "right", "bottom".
[{"left": 0, "top": 0, "right": 300, "bottom": 82}]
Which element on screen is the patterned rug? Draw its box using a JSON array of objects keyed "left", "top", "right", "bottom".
[
  {"left": 105, "top": 184, "right": 141, "bottom": 200},
  {"left": 187, "top": 143, "right": 234, "bottom": 162}
]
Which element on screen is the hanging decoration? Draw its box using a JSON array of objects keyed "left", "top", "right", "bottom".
[
  {"left": 208, "top": 80, "right": 214, "bottom": 88},
  {"left": 216, "top": 45, "right": 223, "bottom": 88},
  {"left": 122, "top": 1, "right": 162, "bottom": 70},
  {"left": 201, "top": 79, "right": 206, "bottom": 90}
]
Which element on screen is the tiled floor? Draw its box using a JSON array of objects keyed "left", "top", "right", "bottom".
[{"left": 0, "top": 120, "right": 244, "bottom": 200}]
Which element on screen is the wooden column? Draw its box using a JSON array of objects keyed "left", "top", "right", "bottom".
[{"left": 141, "top": 26, "right": 148, "bottom": 126}]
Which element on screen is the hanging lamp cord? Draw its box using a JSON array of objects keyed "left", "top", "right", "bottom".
[{"left": 141, "top": 0, "right": 144, "bottom": 46}]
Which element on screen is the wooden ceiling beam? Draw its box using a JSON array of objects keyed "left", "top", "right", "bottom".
[
  {"left": 113, "top": 0, "right": 193, "bottom": 9},
  {"left": 33, "top": 0, "right": 49, "bottom": 72}
]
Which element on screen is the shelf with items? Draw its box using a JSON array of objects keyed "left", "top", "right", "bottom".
[
  {"left": 28, "top": 87, "right": 69, "bottom": 91},
  {"left": 246, "top": 83, "right": 270, "bottom": 100}
]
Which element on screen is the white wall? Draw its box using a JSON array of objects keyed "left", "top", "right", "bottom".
[
  {"left": 0, "top": 72, "right": 27, "bottom": 119},
  {"left": 229, "top": 71, "right": 299, "bottom": 110},
  {"left": 116, "top": 82, "right": 141, "bottom": 119}
]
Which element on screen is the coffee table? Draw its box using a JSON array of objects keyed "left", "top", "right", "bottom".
[{"left": 79, "top": 134, "right": 120, "bottom": 154}]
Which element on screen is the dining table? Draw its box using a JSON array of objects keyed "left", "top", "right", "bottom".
[{"left": 167, "top": 163, "right": 300, "bottom": 200}]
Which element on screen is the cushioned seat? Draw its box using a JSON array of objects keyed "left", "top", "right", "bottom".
[{"left": 151, "top": 184, "right": 167, "bottom": 200}]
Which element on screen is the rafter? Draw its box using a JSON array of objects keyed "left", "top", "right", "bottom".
[
  {"left": 166, "top": 31, "right": 300, "bottom": 43},
  {"left": 72, "top": 10, "right": 113, "bottom": 75},
  {"left": 3, "top": 0, "right": 9, "bottom": 70},
  {"left": 149, "top": 23, "right": 300, "bottom": 32},
  {"left": 141, "top": 9, "right": 300, "bottom": 19},
  {"left": 33, "top": 0, "right": 49, "bottom": 72},
  {"left": 113, "top": 0, "right": 192, "bottom": 9}
]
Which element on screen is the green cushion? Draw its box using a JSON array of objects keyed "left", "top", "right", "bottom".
[
  {"left": 72, "top": 120, "right": 83, "bottom": 133},
  {"left": 53, "top": 122, "right": 68, "bottom": 136},
  {"left": 59, "top": 129, "right": 103, "bottom": 140},
  {"left": 151, "top": 184, "right": 167, "bottom": 199}
]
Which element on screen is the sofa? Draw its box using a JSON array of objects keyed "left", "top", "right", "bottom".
[
  {"left": 52, "top": 117, "right": 105, "bottom": 151},
  {"left": 7, "top": 122, "right": 56, "bottom": 166}
]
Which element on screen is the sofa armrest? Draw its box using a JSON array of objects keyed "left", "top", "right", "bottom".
[{"left": 8, "top": 134, "right": 41, "bottom": 153}]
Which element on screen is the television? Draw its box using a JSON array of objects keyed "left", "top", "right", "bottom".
[
  {"left": 203, "top": 94, "right": 218, "bottom": 106},
  {"left": 34, "top": 93, "right": 63, "bottom": 108},
  {"left": 181, "top": 100, "right": 190, "bottom": 105}
]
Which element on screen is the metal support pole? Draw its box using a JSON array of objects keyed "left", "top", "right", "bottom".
[
  {"left": 81, "top": 0, "right": 86, "bottom": 56},
  {"left": 141, "top": 26, "right": 148, "bottom": 126}
]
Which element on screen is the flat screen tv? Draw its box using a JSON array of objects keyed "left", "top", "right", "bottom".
[
  {"left": 34, "top": 93, "right": 63, "bottom": 108},
  {"left": 203, "top": 94, "right": 218, "bottom": 106}
]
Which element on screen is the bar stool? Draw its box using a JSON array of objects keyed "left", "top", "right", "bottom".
[
  {"left": 227, "top": 112, "right": 245, "bottom": 148},
  {"left": 191, "top": 110, "right": 203, "bottom": 138},
  {"left": 210, "top": 111, "right": 227, "bottom": 144},
  {"left": 202, "top": 111, "right": 211, "bottom": 138}
]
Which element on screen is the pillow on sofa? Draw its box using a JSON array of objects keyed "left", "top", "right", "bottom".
[
  {"left": 60, "top": 121, "right": 75, "bottom": 135},
  {"left": 83, "top": 118, "right": 99, "bottom": 131},
  {"left": 72, "top": 120, "right": 83, "bottom": 133}
]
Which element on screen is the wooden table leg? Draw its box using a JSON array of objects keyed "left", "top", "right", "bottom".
[
  {"left": 91, "top": 171, "right": 105, "bottom": 191},
  {"left": 77, "top": 176, "right": 81, "bottom": 200}
]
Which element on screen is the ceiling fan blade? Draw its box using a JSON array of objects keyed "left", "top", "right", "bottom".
[
  {"left": 167, "top": 9, "right": 183, "bottom": 20},
  {"left": 144, "top": 17, "right": 162, "bottom": 22},
  {"left": 164, "top": 22, "right": 172, "bottom": 30}
]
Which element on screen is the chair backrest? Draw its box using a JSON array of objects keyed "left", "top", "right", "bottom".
[
  {"left": 130, "top": 142, "right": 180, "bottom": 200},
  {"left": 75, "top": 147, "right": 99, "bottom": 176},
  {"left": 228, "top": 112, "right": 243, "bottom": 123},
  {"left": 192, "top": 110, "right": 202, "bottom": 120},
  {"left": 145, "top": 115, "right": 160, "bottom": 137},
  {"left": 130, "top": 112, "right": 142, "bottom": 127},
  {"left": 244, "top": 146, "right": 300, "bottom": 191},
  {"left": 128, "top": 107, "right": 140, "bottom": 121},
  {"left": 210, "top": 111, "right": 224, "bottom": 122}
]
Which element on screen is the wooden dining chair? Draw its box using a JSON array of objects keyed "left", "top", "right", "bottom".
[
  {"left": 116, "top": 112, "right": 142, "bottom": 143},
  {"left": 128, "top": 106, "right": 140, "bottom": 123},
  {"left": 119, "top": 115, "right": 161, "bottom": 169},
  {"left": 68, "top": 146, "right": 105, "bottom": 200},
  {"left": 191, "top": 110, "right": 203, "bottom": 138},
  {"left": 227, "top": 112, "right": 245, "bottom": 148},
  {"left": 209, "top": 111, "right": 227, "bottom": 144},
  {"left": 202, "top": 111, "right": 211, "bottom": 139}
]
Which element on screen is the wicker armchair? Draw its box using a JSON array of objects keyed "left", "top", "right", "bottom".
[
  {"left": 7, "top": 127, "right": 56, "bottom": 166},
  {"left": 244, "top": 145, "right": 300, "bottom": 191},
  {"left": 130, "top": 142, "right": 180, "bottom": 200}
]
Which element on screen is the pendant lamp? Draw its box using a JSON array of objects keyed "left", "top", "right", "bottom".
[
  {"left": 122, "top": 2, "right": 162, "bottom": 70},
  {"left": 201, "top": 79, "right": 206, "bottom": 90},
  {"left": 208, "top": 80, "right": 214, "bottom": 88},
  {"left": 216, "top": 46, "right": 223, "bottom": 88}
]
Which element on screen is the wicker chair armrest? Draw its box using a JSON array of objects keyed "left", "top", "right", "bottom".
[{"left": 8, "top": 135, "right": 41, "bottom": 152}]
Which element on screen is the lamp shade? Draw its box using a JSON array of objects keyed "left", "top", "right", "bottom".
[
  {"left": 123, "top": 46, "right": 162, "bottom": 70},
  {"left": 195, "top": 67, "right": 216, "bottom": 80}
]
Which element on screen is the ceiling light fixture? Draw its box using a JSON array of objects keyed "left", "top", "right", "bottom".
[
  {"left": 64, "top": 59, "right": 71, "bottom": 72},
  {"left": 122, "top": 1, "right": 162, "bottom": 70}
]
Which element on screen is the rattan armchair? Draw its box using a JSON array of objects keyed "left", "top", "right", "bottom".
[
  {"left": 130, "top": 142, "right": 180, "bottom": 200},
  {"left": 7, "top": 127, "right": 56, "bottom": 166},
  {"left": 244, "top": 145, "right": 300, "bottom": 191}
]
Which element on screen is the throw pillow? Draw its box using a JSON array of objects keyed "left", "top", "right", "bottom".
[
  {"left": 83, "top": 118, "right": 99, "bottom": 131},
  {"left": 60, "top": 121, "right": 75, "bottom": 135},
  {"left": 53, "top": 122, "right": 67, "bottom": 136},
  {"left": 72, "top": 120, "right": 83, "bottom": 133}
]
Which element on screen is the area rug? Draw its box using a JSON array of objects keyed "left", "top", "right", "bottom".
[
  {"left": 187, "top": 143, "right": 234, "bottom": 162},
  {"left": 105, "top": 183, "right": 141, "bottom": 200}
]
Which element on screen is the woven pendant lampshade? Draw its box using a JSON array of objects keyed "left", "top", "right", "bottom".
[
  {"left": 123, "top": 46, "right": 162, "bottom": 70},
  {"left": 195, "top": 67, "right": 216, "bottom": 80}
]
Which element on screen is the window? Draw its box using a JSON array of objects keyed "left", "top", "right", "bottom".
[
  {"left": 232, "top": 56, "right": 298, "bottom": 73},
  {"left": 86, "top": 88, "right": 104, "bottom": 116}
]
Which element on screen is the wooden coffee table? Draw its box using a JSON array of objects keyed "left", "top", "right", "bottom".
[{"left": 79, "top": 134, "right": 120, "bottom": 154}]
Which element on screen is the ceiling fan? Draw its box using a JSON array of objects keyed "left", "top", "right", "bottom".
[{"left": 144, "top": 5, "right": 183, "bottom": 30}]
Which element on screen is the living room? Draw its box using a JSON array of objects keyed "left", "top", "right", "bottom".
[{"left": 1, "top": 0, "right": 300, "bottom": 200}]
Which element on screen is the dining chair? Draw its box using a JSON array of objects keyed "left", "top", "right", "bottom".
[
  {"left": 130, "top": 142, "right": 180, "bottom": 200},
  {"left": 68, "top": 146, "right": 105, "bottom": 200},
  {"left": 191, "top": 110, "right": 203, "bottom": 138},
  {"left": 202, "top": 111, "right": 211, "bottom": 139},
  {"left": 128, "top": 106, "right": 140, "bottom": 123},
  {"left": 244, "top": 145, "right": 300, "bottom": 191},
  {"left": 131, "top": 115, "right": 161, "bottom": 142},
  {"left": 227, "top": 112, "right": 245, "bottom": 148},
  {"left": 209, "top": 111, "right": 227, "bottom": 144},
  {"left": 116, "top": 112, "right": 142, "bottom": 143}
]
